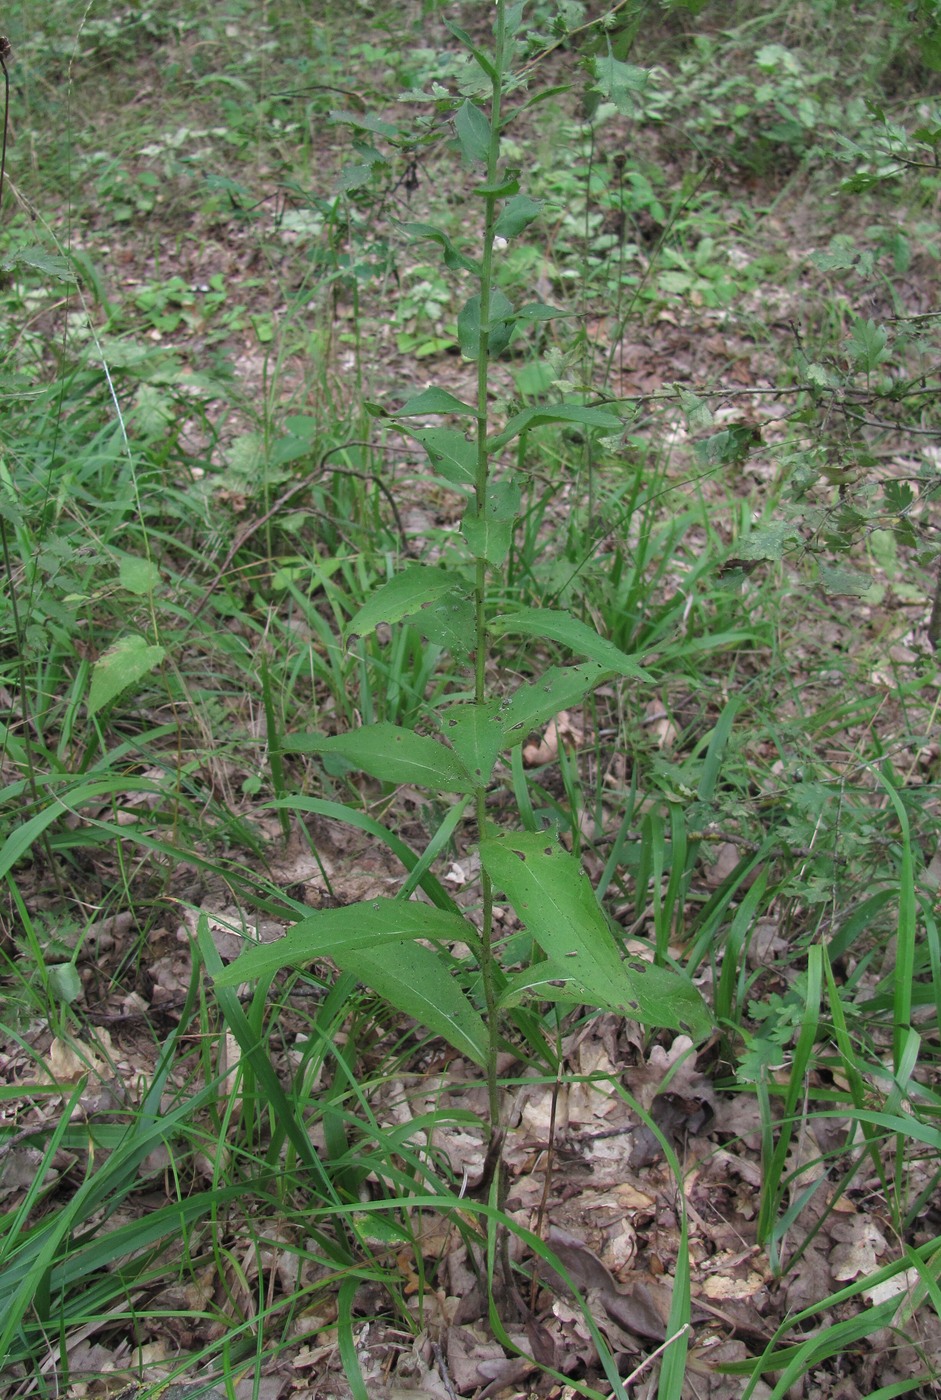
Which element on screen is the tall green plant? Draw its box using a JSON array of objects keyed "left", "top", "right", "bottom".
[{"left": 217, "top": 0, "right": 710, "bottom": 1183}]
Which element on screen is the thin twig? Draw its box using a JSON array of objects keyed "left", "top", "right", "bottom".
[{"left": 622, "top": 1324, "right": 692, "bottom": 1389}]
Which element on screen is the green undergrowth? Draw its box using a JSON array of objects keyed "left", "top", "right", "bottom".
[{"left": 2, "top": 2, "right": 941, "bottom": 1397}]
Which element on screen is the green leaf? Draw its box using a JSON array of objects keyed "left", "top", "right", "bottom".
[
  {"left": 490, "top": 403, "right": 620, "bottom": 450},
  {"left": 445, "top": 22, "right": 498, "bottom": 83},
  {"left": 480, "top": 832, "right": 711, "bottom": 1039},
  {"left": 215, "top": 897, "right": 475, "bottom": 983},
  {"left": 329, "top": 109, "right": 401, "bottom": 139},
  {"left": 251, "top": 313, "right": 275, "bottom": 343},
  {"left": 88, "top": 635, "right": 166, "bottom": 717},
  {"left": 462, "top": 506, "right": 513, "bottom": 568},
  {"left": 1, "top": 246, "right": 76, "bottom": 282},
  {"left": 399, "top": 222, "right": 480, "bottom": 274},
  {"left": 409, "top": 588, "right": 476, "bottom": 661},
  {"left": 217, "top": 900, "right": 488, "bottom": 1066},
  {"left": 489, "top": 608, "right": 651, "bottom": 679},
  {"left": 590, "top": 51, "right": 648, "bottom": 114},
  {"left": 47, "top": 963, "right": 82, "bottom": 1004},
  {"left": 336, "top": 162, "right": 375, "bottom": 191},
  {"left": 498, "top": 959, "right": 604, "bottom": 1008},
  {"left": 346, "top": 565, "right": 464, "bottom": 639},
  {"left": 0, "top": 777, "right": 161, "bottom": 880},
  {"left": 512, "top": 301, "right": 568, "bottom": 324},
  {"left": 844, "top": 317, "right": 889, "bottom": 371},
  {"left": 117, "top": 556, "right": 160, "bottom": 595},
  {"left": 475, "top": 174, "right": 521, "bottom": 198},
  {"left": 437, "top": 700, "right": 506, "bottom": 785},
  {"left": 283, "top": 722, "right": 474, "bottom": 793},
  {"left": 809, "top": 236, "right": 858, "bottom": 272},
  {"left": 457, "top": 291, "right": 514, "bottom": 360},
  {"left": 385, "top": 387, "right": 477, "bottom": 418},
  {"left": 338, "top": 940, "right": 488, "bottom": 1065},
  {"left": 494, "top": 194, "right": 543, "bottom": 239},
  {"left": 675, "top": 386, "right": 714, "bottom": 433},
  {"left": 693, "top": 425, "right": 761, "bottom": 467},
  {"left": 407, "top": 427, "right": 477, "bottom": 487},
  {"left": 461, "top": 487, "right": 516, "bottom": 567},
  {"left": 818, "top": 563, "right": 873, "bottom": 596},
  {"left": 734, "top": 521, "right": 800, "bottom": 562},
  {"left": 454, "top": 99, "right": 491, "bottom": 164},
  {"left": 500, "top": 662, "right": 613, "bottom": 745}
]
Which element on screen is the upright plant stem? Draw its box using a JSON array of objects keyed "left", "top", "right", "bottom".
[{"left": 474, "top": 1, "right": 508, "bottom": 1144}]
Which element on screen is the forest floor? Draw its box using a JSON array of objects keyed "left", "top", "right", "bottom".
[{"left": 2, "top": 4, "right": 941, "bottom": 1399}]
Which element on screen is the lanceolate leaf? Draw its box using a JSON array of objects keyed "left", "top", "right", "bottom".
[
  {"left": 498, "top": 959, "right": 598, "bottom": 1007},
  {"left": 337, "top": 940, "right": 488, "bottom": 1066},
  {"left": 388, "top": 387, "right": 477, "bottom": 418},
  {"left": 480, "top": 832, "right": 712, "bottom": 1039},
  {"left": 346, "top": 566, "right": 464, "bottom": 639},
  {"left": 407, "top": 427, "right": 477, "bottom": 487},
  {"left": 214, "top": 897, "right": 476, "bottom": 984},
  {"left": 437, "top": 700, "right": 506, "bottom": 785},
  {"left": 216, "top": 902, "right": 488, "bottom": 1066},
  {"left": 500, "top": 662, "right": 614, "bottom": 745},
  {"left": 399, "top": 222, "right": 480, "bottom": 274},
  {"left": 444, "top": 22, "right": 498, "bottom": 82},
  {"left": 494, "top": 194, "right": 543, "bottom": 239},
  {"left": 490, "top": 403, "right": 621, "bottom": 450},
  {"left": 283, "top": 722, "right": 474, "bottom": 793},
  {"left": 489, "top": 608, "right": 651, "bottom": 679},
  {"left": 454, "top": 99, "right": 491, "bottom": 164},
  {"left": 512, "top": 301, "right": 568, "bottom": 323}
]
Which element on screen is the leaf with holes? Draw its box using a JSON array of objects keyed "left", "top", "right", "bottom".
[
  {"left": 346, "top": 566, "right": 466, "bottom": 640},
  {"left": 437, "top": 700, "right": 506, "bottom": 786},
  {"left": 489, "top": 608, "right": 651, "bottom": 679},
  {"left": 462, "top": 478, "right": 520, "bottom": 566},
  {"left": 407, "top": 426, "right": 477, "bottom": 488},
  {"left": 480, "top": 831, "right": 712, "bottom": 1038},
  {"left": 499, "top": 663, "right": 614, "bottom": 746}
]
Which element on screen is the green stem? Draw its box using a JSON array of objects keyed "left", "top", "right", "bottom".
[{"left": 474, "top": 0, "right": 508, "bottom": 1145}]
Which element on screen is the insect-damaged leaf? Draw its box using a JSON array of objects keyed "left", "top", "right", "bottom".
[
  {"left": 480, "top": 831, "right": 712, "bottom": 1039},
  {"left": 346, "top": 565, "right": 466, "bottom": 639}
]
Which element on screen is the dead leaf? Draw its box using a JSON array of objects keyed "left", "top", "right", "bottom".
[
  {"left": 522, "top": 710, "right": 584, "bottom": 766},
  {"left": 829, "top": 1214, "right": 887, "bottom": 1280},
  {"left": 542, "top": 1227, "right": 671, "bottom": 1342}
]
